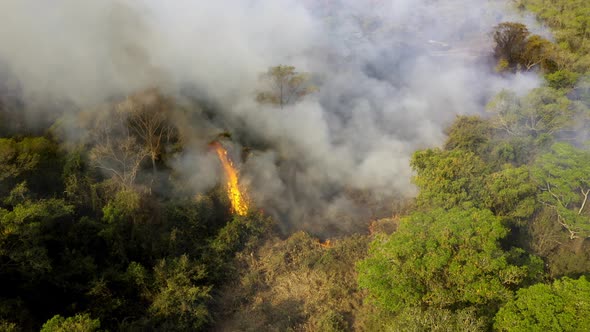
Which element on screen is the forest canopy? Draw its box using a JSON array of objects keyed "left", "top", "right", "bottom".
[{"left": 0, "top": 0, "right": 590, "bottom": 331}]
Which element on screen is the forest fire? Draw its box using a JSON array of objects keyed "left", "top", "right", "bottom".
[{"left": 211, "top": 142, "right": 249, "bottom": 216}]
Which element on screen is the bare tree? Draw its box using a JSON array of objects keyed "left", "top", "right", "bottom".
[
  {"left": 88, "top": 108, "right": 149, "bottom": 190},
  {"left": 90, "top": 136, "right": 149, "bottom": 189},
  {"left": 117, "top": 88, "right": 176, "bottom": 174}
]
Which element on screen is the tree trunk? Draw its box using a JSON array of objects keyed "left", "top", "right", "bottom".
[{"left": 151, "top": 153, "right": 157, "bottom": 176}]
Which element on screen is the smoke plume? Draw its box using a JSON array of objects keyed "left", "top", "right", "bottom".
[{"left": 0, "top": 0, "right": 541, "bottom": 234}]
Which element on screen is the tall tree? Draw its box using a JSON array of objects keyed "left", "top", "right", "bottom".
[
  {"left": 256, "top": 65, "right": 316, "bottom": 109},
  {"left": 116, "top": 88, "right": 177, "bottom": 175},
  {"left": 88, "top": 108, "right": 149, "bottom": 190},
  {"left": 493, "top": 22, "right": 530, "bottom": 70}
]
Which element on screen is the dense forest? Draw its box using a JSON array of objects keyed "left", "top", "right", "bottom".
[{"left": 1, "top": 0, "right": 590, "bottom": 331}]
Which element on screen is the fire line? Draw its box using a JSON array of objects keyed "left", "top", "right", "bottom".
[{"left": 212, "top": 142, "right": 249, "bottom": 216}]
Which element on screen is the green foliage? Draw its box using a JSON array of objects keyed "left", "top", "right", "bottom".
[
  {"left": 0, "top": 134, "right": 263, "bottom": 330},
  {"left": 0, "top": 138, "right": 38, "bottom": 183},
  {"left": 98, "top": 189, "right": 143, "bottom": 262},
  {"left": 148, "top": 255, "right": 212, "bottom": 331},
  {"left": 0, "top": 321, "right": 19, "bottom": 332},
  {"left": 522, "top": 34, "right": 555, "bottom": 71},
  {"left": 546, "top": 70, "right": 580, "bottom": 90},
  {"left": 0, "top": 137, "right": 63, "bottom": 198},
  {"left": 2, "top": 4, "right": 590, "bottom": 329},
  {"left": 40, "top": 313, "right": 100, "bottom": 332},
  {"left": 101, "top": 189, "right": 141, "bottom": 224},
  {"left": 0, "top": 199, "right": 73, "bottom": 275},
  {"left": 487, "top": 88, "right": 574, "bottom": 140},
  {"left": 484, "top": 166, "right": 537, "bottom": 226},
  {"left": 357, "top": 208, "right": 542, "bottom": 315},
  {"left": 494, "top": 276, "right": 590, "bottom": 331},
  {"left": 520, "top": 0, "right": 590, "bottom": 58},
  {"left": 211, "top": 212, "right": 273, "bottom": 261},
  {"left": 444, "top": 116, "right": 492, "bottom": 154},
  {"left": 520, "top": 0, "right": 590, "bottom": 76},
  {"left": 62, "top": 149, "right": 97, "bottom": 210},
  {"left": 411, "top": 149, "right": 488, "bottom": 209},
  {"left": 532, "top": 142, "right": 590, "bottom": 238},
  {"left": 164, "top": 194, "right": 229, "bottom": 258}
]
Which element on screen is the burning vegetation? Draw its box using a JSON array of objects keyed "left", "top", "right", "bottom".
[{"left": 211, "top": 141, "right": 249, "bottom": 216}]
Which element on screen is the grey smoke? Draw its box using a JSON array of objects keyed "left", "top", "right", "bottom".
[{"left": 0, "top": 0, "right": 542, "bottom": 234}]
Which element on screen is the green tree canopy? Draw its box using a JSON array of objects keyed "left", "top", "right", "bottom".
[
  {"left": 486, "top": 88, "right": 574, "bottom": 140},
  {"left": 0, "top": 137, "right": 63, "bottom": 198},
  {"left": 484, "top": 166, "right": 537, "bottom": 226},
  {"left": 357, "top": 208, "right": 542, "bottom": 315},
  {"left": 40, "top": 313, "right": 100, "bottom": 332},
  {"left": 494, "top": 276, "right": 590, "bottom": 331},
  {"left": 411, "top": 149, "right": 488, "bottom": 209},
  {"left": 532, "top": 142, "right": 590, "bottom": 238},
  {"left": 148, "top": 255, "right": 212, "bottom": 331},
  {"left": 0, "top": 199, "right": 73, "bottom": 275},
  {"left": 444, "top": 115, "right": 492, "bottom": 154}
]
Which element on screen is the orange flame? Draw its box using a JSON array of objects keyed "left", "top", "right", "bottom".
[{"left": 212, "top": 142, "right": 249, "bottom": 216}]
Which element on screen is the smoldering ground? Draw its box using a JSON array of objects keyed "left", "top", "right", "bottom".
[{"left": 0, "top": 0, "right": 540, "bottom": 234}]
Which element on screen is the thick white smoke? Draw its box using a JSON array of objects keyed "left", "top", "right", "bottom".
[{"left": 0, "top": 0, "right": 541, "bottom": 234}]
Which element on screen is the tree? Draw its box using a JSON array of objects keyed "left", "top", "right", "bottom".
[
  {"left": 62, "top": 149, "right": 97, "bottom": 210},
  {"left": 89, "top": 135, "right": 148, "bottom": 190},
  {"left": 546, "top": 69, "right": 580, "bottom": 90},
  {"left": 148, "top": 255, "right": 212, "bottom": 331},
  {"left": 494, "top": 276, "right": 590, "bottom": 331},
  {"left": 116, "top": 88, "right": 177, "bottom": 175},
  {"left": 0, "top": 137, "right": 63, "bottom": 198},
  {"left": 256, "top": 65, "right": 316, "bottom": 109},
  {"left": 486, "top": 88, "right": 573, "bottom": 139},
  {"left": 0, "top": 199, "right": 73, "bottom": 275},
  {"left": 521, "top": 34, "right": 554, "bottom": 71},
  {"left": 40, "top": 314, "right": 100, "bottom": 332},
  {"left": 410, "top": 149, "right": 488, "bottom": 209},
  {"left": 210, "top": 212, "right": 273, "bottom": 269},
  {"left": 519, "top": 0, "right": 590, "bottom": 55},
  {"left": 88, "top": 106, "right": 149, "bottom": 190},
  {"left": 492, "top": 22, "right": 530, "bottom": 70},
  {"left": 532, "top": 142, "right": 590, "bottom": 239},
  {"left": 357, "top": 208, "right": 542, "bottom": 316},
  {"left": 484, "top": 166, "right": 537, "bottom": 226},
  {"left": 0, "top": 138, "right": 38, "bottom": 183},
  {"left": 444, "top": 115, "right": 492, "bottom": 154}
]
